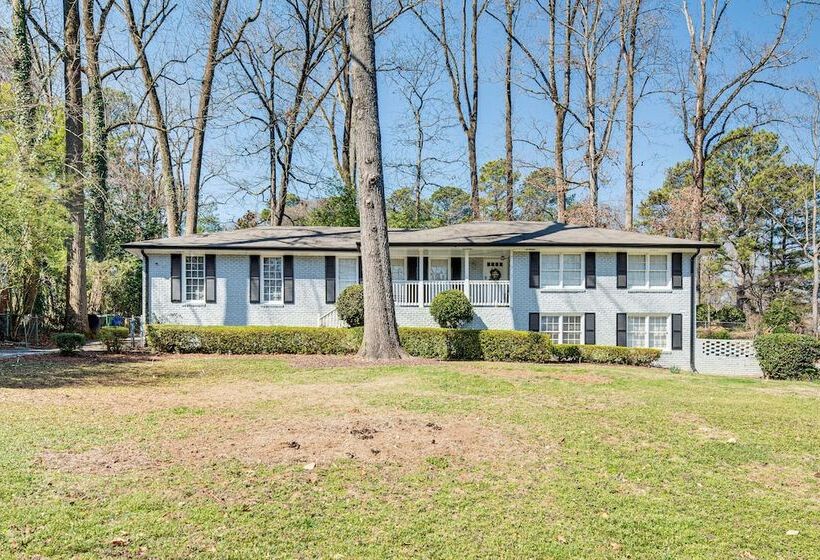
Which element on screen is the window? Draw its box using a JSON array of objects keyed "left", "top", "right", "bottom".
[
  {"left": 540, "top": 253, "right": 584, "bottom": 289},
  {"left": 429, "top": 258, "right": 449, "bottom": 281},
  {"left": 262, "top": 256, "right": 283, "bottom": 303},
  {"left": 338, "top": 257, "right": 359, "bottom": 294},
  {"left": 627, "top": 254, "right": 669, "bottom": 289},
  {"left": 627, "top": 315, "right": 669, "bottom": 350},
  {"left": 185, "top": 256, "right": 205, "bottom": 302},
  {"left": 391, "top": 258, "right": 406, "bottom": 282},
  {"left": 540, "top": 314, "right": 583, "bottom": 344}
]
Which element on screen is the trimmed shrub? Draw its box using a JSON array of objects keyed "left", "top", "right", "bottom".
[
  {"left": 336, "top": 284, "right": 364, "bottom": 327},
  {"left": 99, "top": 326, "right": 129, "bottom": 352},
  {"left": 763, "top": 295, "right": 802, "bottom": 333},
  {"left": 552, "top": 344, "right": 582, "bottom": 362},
  {"left": 429, "top": 290, "right": 473, "bottom": 328},
  {"left": 578, "top": 345, "right": 660, "bottom": 367},
  {"left": 697, "top": 326, "right": 730, "bottom": 340},
  {"left": 754, "top": 333, "right": 820, "bottom": 380},
  {"left": 147, "top": 325, "right": 362, "bottom": 355},
  {"left": 478, "top": 330, "right": 552, "bottom": 363},
  {"left": 400, "top": 328, "right": 482, "bottom": 360},
  {"left": 53, "top": 332, "right": 85, "bottom": 355}
]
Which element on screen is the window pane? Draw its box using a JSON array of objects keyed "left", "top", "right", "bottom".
[
  {"left": 540, "top": 315, "right": 560, "bottom": 342},
  {"left": 185, "top": 256, "right": 205, "bottom": 301},
  {"left": 627, "top": 254, "right": 646, "bottom": 288},
  {"left": 563, "top": 270, "right": 582, "bottom": 287},
  {"left": 648, "top": 316, "right": 668, "bottom": 349},
  {"left": 627, "top": 316, "right": 646, "bottom": 347},
  {"left": 338, "top": 257, "right": 359, "bottom": 294},
  {"left": 562, "top": 315, "right": 582, "bottom": 344},
  {"left": 541, "top": 255, "right": 560, "bottom": 287},
  {"left": 391, "top": 259, "right": 405, "bottom": 282},
  {"left": 263, "top": 257, "right": 283, "bottom": 303},
  {"left": 649, "top": 255, "right": 668, "bottom": 287},
  {"left": 429, "top": 259, "right": 449, "bottom": 281}
]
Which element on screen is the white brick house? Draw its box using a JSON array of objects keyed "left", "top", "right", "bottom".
[{"left": 125, "top": 221, "right": 718, "bottom": 370}]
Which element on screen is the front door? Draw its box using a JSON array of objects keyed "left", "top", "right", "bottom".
[{"left": 483, "top": 258, "right": 506, "bottom": 281}]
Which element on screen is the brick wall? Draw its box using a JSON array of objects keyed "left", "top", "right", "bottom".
[{"left": 147, "top": 249, "right": 697, "bottom": 370}]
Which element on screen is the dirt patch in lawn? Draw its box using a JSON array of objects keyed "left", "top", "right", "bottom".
[
  {"left": 38, "top": 411, "right": 542, "bottom": 475},
  {"left": 278, "top": 354, "right": 441, "bottom": 370},
  {"left": 672, "top": 412, "right": 739, "bottom": 442},
  {"left": 450, "top": 363, "right": 612, "bottom": 384},
  {"left": 745, "top": 463, "right": 820, "bottom": 501}
]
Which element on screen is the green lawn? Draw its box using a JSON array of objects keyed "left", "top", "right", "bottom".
[{"left": 0, "top": 354, "right": 817, "bottom": 559}]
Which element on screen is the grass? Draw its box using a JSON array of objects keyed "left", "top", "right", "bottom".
[{"left": 0, "top": 354, "right": 817, "bottom": 559}]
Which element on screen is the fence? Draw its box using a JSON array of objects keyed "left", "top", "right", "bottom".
[{"left": 694, "top": 338, "right": 762, "bottom": 377}]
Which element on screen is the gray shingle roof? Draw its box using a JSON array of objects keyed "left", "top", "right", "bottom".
[{"left": 124, "top": 221, "right": 719, "bottom": 252}]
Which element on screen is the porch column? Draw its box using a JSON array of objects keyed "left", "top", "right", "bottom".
[
  {"left": 418, "top": 249, "right": 424, "bottom": 308},
  {"left": 463, "top": 249, "right": 470, "bottom": 302}
]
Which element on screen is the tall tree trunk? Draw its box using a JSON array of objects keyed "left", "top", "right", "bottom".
[
  {"left": 467, "top": 129, "right": 479, "bottom": 218},
  {"left": 620, "top": 0, "right": 640, "bottom": 230},
  {"left": 414, "top": 108, "right": 424, "bottom": 224},
  {"left": 63, "top": 0, "right": 89, "bottom": 332},
  {"left": 11, "top": 0, "right": 36, "bottom": 162},
  {"left": 122, "top": 0, "right": 180, "bottom": 237},
  {"left": 812, "top": 169, "right": 818, "bottom": 333},
  {"left": 185, "top": 0, "right": 231, "bottom": 235},
  {"left": 83, "top": 0, "right": 108, "bottom": 261},
  {"left": 349, "top": 0, "right": 404, "bottom": 359},
  {"left": 503, "top": 0, "right": 515, "bottom": 220}
]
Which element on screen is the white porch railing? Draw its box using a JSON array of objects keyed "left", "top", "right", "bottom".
[
  {"left": 392, "top": 280, "right": 510, "bottom": 307},
  {"left": 318, "top": 307, "right": 347, "bottom": 328}
]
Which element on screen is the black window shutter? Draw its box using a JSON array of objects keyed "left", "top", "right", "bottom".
[
  {"left": 528, "top": 312, "right": 540, "bottom": 332},
  {"left": 616, "top": 313, "right": 627, "bottom": 346},
  {"left": 451, "top": 257, "right": 463, "bottom": 281},
  {"left": 585, "top": 252, "right": 596, "bottom": 289},
  {"left": 249, "top": 255, "right": 260, "bottom": 303},
  {"left": 584, "top": 313, "right": 596, "bottom": 345},
  {"left": 529, "top": 252, "right": 540, "bottom": 288},
  {"left": 672, "top": 314, "right": 683, "bottom": 350},
  {"left": 325, "top": 255, "right": 336, "bottom": 304},
  {"left": 205, "top": 255, "right": 216, "bottom": 303},
  {"left": 358, "top": 256, "right": 363, "bottom": 283},
  {"left": 170, "top": 254, "right": 182, "bottom": 303},
  {"left": 672, "top": 253, "right": 683, "bottom": 289},
  {"left": 422, "top": 257, "right": 429, "bottom": 280},
  {"left": 283, "top": 255, "right": 295, "bottom": 304},
  {"left": 407, "top": 256, "right": 419, "bottom": 281},
  {"left": 616, "top": 252, "right": 627, "bottom": 289}
]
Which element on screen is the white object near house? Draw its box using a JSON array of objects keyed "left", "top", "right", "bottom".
[{"left": 125, "top": 221, "right": 726, "bottom": 372}]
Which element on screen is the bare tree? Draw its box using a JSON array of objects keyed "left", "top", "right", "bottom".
[
  {"left": 493, "top": 0, "right": 579, "bottom": 222},
  {"left": 577, "top": 0, "right": 623, "bottom": 225},
  {"left": 503, "top": 0, "right": 517, "bottom": 220},
  {"left": 386, "top": 37, "right": 453, "bottom": 223},
  {"left": 349, "top": 0, "right": 404, "bottom": 359},
  {"left": 121, "top": 0, "right": 182, "bottom": 236},
  {"left": 679, "top": 0, "right": 794, "bottom": 240},
  {"left": 184, "top": 0, "right": 259, "bottom": 234},
  {"left": 414, "top": 0, "right": 489, "bottom": 219},
  {"left": 619, "top": 0, "right": 641, "bottom": 230},
  {"left": 62, "top": 0, "right": 89, "bottom": 331}
]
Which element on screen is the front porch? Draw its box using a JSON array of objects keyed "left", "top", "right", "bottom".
[{"left": 390, "top": 248, "right": 511, "bottom": 307}]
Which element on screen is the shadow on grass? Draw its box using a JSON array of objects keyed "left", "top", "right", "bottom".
[{"left": 0, "top": 351, "right": 187, "bottom": 389}]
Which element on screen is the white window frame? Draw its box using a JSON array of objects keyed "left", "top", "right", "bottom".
[
  {"left": 626, "top": 314, "right": 671, "bottom": 351},
  {"left": 336, "top": 256, "right": 360, "bottom": 295},
  {"left": 390, "top": 256, "right": 407, "bottom": 283},
  {"left": 539, "top": 314, "right": 585, "bottom": 344},
  {"left": 427, "top": 257, "right": 451, "bottom": 282},
  {"left": 261, "top": 255, "right": 284, "bottom": 305},
  {"left": 183, "top": 254, "right": 206, "bottom": 304},
  {"left": 539, "top": 252, "right": 585, "bottom": 291},
  {"left": 627, "top": 252, "right": 671, "bottom": 291}
]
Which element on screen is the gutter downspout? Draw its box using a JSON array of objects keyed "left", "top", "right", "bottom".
[
  {"left": 690, "top": 249, "right": 700, "bottom": 373},
  {"left": 141, "top": 250, "right": 150, "bottom": 339}
]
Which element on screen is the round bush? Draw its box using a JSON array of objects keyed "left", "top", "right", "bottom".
[
  {"left": 429, "top": 290, "right": 473, "bottom": 328},
  {"left": 99, "top": 326, "right": 130, "bottom": 352},
  {"left": 336, "top": 284, "right": 364, "bottom": 327},
  {"left": 754, "top": 333, "right": 820, "bottom": 380},
  {"left": 52, "top": 332, "right": 86, "bottom": 356}
]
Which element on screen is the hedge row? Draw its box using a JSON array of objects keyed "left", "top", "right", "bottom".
[
  {"left": 147, "top": 324, "right": 662, "bottom": 366},
  {"left": 754, "top": 333, "right": 820, "bottom": 380}
]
